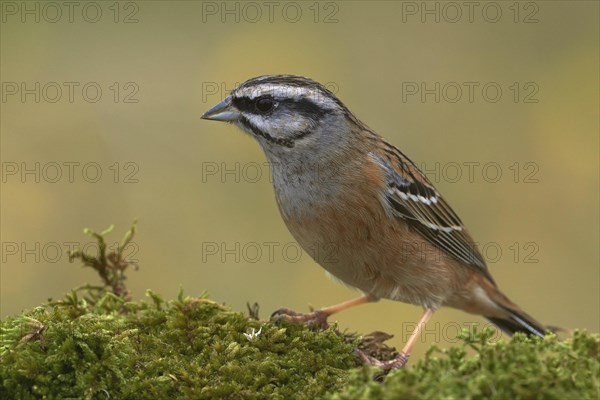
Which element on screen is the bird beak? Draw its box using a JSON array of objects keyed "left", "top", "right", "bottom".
[{"left": 201, "top": 96, "right": 240, "bottom": 122}]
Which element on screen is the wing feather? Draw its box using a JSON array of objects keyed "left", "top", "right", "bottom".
[{"left": 369, "top": 144, "right": 494, "bottom": 284}]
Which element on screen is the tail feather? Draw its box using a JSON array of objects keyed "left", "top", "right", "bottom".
[
  {"left": 486, "top": 296, "right": 547, "bottom": 338},
  {"left": 478, "top": 277, "right": 547, "bottom": 338},
  {"left": 486, "top": 309, "right": 546, "bottom": 338}
]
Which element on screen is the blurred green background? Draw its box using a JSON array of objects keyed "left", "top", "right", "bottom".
[{"left": 1, "top": 1, "right": 598, "bottom": 359}]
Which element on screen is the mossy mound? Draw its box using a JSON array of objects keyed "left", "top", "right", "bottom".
[
  {"left": 330, "top": 330, "right": 600, "bottom": 400},
  {"left": 1, "top": 291, "right": 358, "bottom": 400},
  {"left": 1, "top": 292, "right": 598, "bottom": 400}
]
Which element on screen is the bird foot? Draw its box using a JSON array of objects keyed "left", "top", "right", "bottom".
[
  {"left": 354, "top": 348, "right": 410, "bottom": 371},
  {"left": 270, "top": 307, "right": 330, "bottom": 329}
]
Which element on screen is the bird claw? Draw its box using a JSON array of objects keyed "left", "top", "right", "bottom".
[
  {"left": 270, "top": 307, "right": 330, "bottom": 329},
  {"left": 353, "top": 348, "right": 410, "bottom": 371}
]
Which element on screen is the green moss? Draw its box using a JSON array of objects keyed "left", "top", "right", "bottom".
[
  {"left": 1, "top": 292, "right": 358, "bottom": 400},
  {"left": 330, "top": 329, "right": 600, "bottom": 400},
  {"left": 1, "top": 297, "right": 598, "bottom": 400},
  {"left": 1, "top": 224, "right": 598, "bottom": 399}
]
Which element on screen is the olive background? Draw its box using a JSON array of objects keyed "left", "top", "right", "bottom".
[{"left": 1, "top": 1, "right": 598, "bottom": 359}]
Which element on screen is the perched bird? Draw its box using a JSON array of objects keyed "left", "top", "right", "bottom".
[{"left": 201, "top": 75, "right": 547, "bottom": 369}]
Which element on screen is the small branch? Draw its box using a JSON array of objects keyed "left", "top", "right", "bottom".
[{"left": 67, "top": 220, "right": 139, "bottom": 302}]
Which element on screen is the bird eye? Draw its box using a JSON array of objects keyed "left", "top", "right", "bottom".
[{"left": 255, "top": 97, "right": 275, "bottom": 113}]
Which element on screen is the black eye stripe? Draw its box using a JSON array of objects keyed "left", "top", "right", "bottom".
[
  {"left": 232, "top": 95, "right": 329, "bottom": 119},
  {"left": 232, "top": 96, "right": 254, "bottom": 113}
]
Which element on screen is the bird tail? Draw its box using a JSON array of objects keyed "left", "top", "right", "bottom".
[
  {"left": 479, "top": 279, "right": 547, "bottom": 338},
  {"left": 486, "top": 290, "right": 549, "bottom": 337},
  {"left": 486, "top": 309, "right": 546, "bottom": 338}
]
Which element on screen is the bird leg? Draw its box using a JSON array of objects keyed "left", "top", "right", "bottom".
[
  {"left": 355, "top": 308, "right": 434, "bottom": 370},
  {"left": 271, "top": 294, "right": 376, "bottom": 329}
]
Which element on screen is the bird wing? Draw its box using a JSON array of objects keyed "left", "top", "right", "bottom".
[{"left": 368, "top": 143, "right": 495, "bottom": 284}]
